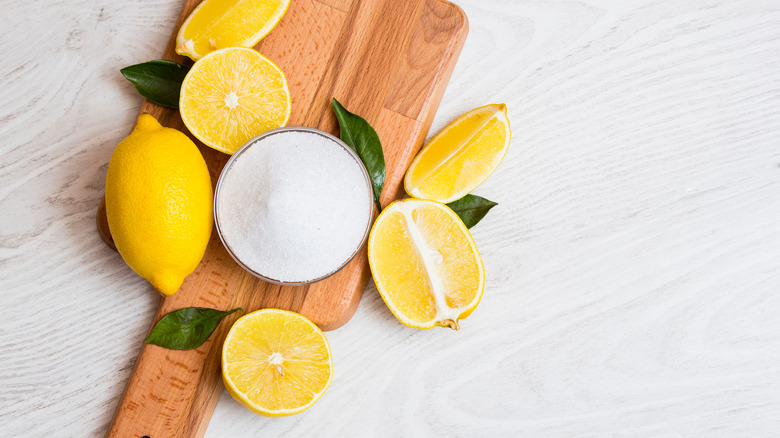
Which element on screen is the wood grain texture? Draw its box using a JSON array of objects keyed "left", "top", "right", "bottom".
[
  {"left": 97, "top": 0, "right": 467, "bottom": 436},
  {"left": 2, "top": 0, "right": 780, "bottom": 437}
]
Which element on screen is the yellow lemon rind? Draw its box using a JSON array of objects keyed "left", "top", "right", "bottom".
[
  {"left": 404, "top": 104, "right": 512, "bottom": 204},
  {"left": 105, "top": 114, "right": 212, "bottom": 297},
  {"left": 176, "top": 0, "right": 291, "bottom": 61},
  {"left": 368, "top": 198, "right": 485, "bottom": 330},
  {"left": 221, "top": 309, "right": 333, "bottom": 417}
]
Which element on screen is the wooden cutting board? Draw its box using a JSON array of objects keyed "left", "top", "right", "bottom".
[{"left": 104, "top": 0, "right": 467, "bottom": 436}]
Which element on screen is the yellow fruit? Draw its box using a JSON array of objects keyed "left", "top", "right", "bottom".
[
  {"left": 176, "top": 0, "right": 290, "bottom": 61},
  {"left": 105, "top": 114, "right": 213, "bottom": 296},
  {"left": 368, "top": 199, "right": 484, "bottom": 330},
  {"left": 222, "top": 309, "right": 333, "bottom": 416},
  {"left": 179, "top": 47, "right": 291, "bottom": 155},
  {"left": 404, "top": 104, "right": 511, "bottom": 203}
]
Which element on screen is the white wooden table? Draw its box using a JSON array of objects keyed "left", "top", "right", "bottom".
[{"left": 2, "top": 0, "right": 780, "bottom": 436}]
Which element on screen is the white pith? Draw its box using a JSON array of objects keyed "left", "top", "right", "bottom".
[
  {"left": 180, "top": 38, "right": 196, "bottom": 57},
  {"left": 385, "top": 200, "right": 482, "bottom": 327},
  {"left": 268, "top": 351, "right": 285, "bottom": 376},
  {"left": 224, "top": 91, "right": 239, "bottom": 109},
  {"left": 397, "top": 201, "right": 463, "bottom": 324}
]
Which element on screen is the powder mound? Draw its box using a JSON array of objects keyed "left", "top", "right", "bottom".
[{"left": 217, "top": 130, "right": 372, "bottom": 282}]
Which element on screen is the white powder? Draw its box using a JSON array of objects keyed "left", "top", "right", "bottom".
[{"left": 216, "top": 130, "right": 373, "bottom": 283}]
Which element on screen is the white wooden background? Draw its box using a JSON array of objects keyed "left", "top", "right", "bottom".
[{"left": 2, "top": 0, "right": 780, "bottom": 436}]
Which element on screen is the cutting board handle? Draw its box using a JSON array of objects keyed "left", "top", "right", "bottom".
[{"left": 106, "top": 303, "right": 237, "bottom": 437}]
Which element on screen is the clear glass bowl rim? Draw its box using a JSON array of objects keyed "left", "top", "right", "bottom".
[{"left": 213, "top": 126, "right": 375, "bottom": 286}]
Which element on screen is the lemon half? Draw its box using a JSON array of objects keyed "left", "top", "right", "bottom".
[
  {"left": 368, "top": 199, "right": 485, "bottom": 330},
  {"left": 222, "top": 309, "right": 333, "bottom": 416},
  {"left": 180, "top": 47, "right": 291, "bottom": 155}
]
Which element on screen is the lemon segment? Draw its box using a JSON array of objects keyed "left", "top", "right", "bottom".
[
  {"left": 405, "top": 104, "right": 511, "bottom": 203},
  {"left": 105, "top": 114, "right": 213, "bottom": 296},
  {"left": 368, "top": 199, "right": 484, "bottom": 330},
  {"left": 179, "top": 47, "right": 291, "bottom": 155},
  {"left": 176, "top": 0, "right": 290, "bottom": 61},
  {"left": 222, "top": 309, "right": 333, "bottom": 416}
]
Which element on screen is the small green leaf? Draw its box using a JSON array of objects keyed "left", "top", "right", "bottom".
[
  {"left": 332, "top": 98, "right": 386, "bottom": 210},
  {"left": 447, "top": 194, "right": 498, "bottom": 229},
  {"left": 121, "top": 60, "right": 190, "bottom": 108},
  {"left": 144, "top": 307, "right": 242, "bottom": 350}
]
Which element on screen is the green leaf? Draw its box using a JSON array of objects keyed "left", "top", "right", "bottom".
[
  {"left": 144, "top": 307, "right": 242, "bottom": 350},
  {"left": 121, "top": 60, "right": 190, "bottom": 108},
  {"left": 332, "top": 98, "right": 386, "bottom": 210},
  {"left": 447, "top": 194, "right": 498, "bottom": 229}
]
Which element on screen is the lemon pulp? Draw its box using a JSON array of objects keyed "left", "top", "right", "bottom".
[
  {"left": 405, "top": 104, "right": 511, "bottom": 203},
  {"left": 368, "top": 199, "right": 484, "bottom": 329},
  {"left": 222, "top": 309, "right": 333, "bottom": 416},
  {"left": 176, "top": 0, "right": 290, "bottom": 60},
  {"left": 179, "top": 47, "right": 291, "bottom": 155}
]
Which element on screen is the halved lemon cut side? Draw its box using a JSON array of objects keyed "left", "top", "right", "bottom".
[
  {"left": 405, "top": 104, "right": 511, "bottom": 204},
  {"left": 176, "top": 0, "right": 291, "bottom": 61},
  {"left": 222, "top": 309, "right": 333, "bottom": 416},
  {"left": 179, "top": 47, "right": 290, "bottom": 154},
  {"left": 368, "top": 199, "right": 485, "bottom": 330}
]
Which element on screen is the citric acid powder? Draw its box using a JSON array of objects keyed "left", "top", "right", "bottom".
[{"left": 216, "top": 129, "right": 373, "bottom": 283}]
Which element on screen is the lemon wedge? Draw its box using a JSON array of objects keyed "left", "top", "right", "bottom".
[
  {"left": 176, "top": 0, "right": 290, "bottom": 61},
  {"left": 222, "top": 309, "right": 333, "bottom": 416},
  {"left": 179, "top": 47, "right": 291, "bottom": 155},
  {"left": 368, "top": 199, "right": 485, "bottom": 330},
  {"left": 404, "top": 104, "right": 511, "bottom": 203}
]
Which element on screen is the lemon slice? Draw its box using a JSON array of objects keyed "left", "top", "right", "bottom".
[
  {"left": 176, "top": 0, "right": 290, "bottom": 61},
  {"left": 368, "top": 199, "right": 485, "bottom": 330},
  {"left": 404, "top": 104, "right": 511, "bottom": 203},
  {"left": 179, "top": 47, "right": 291, "bottom": 155},
  {"left": 222, "top": 309, "right": 333, "bottom": 416}
]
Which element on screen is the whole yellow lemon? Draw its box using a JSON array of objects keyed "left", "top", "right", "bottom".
[{"left": 105, "top": 114, "right": 213, "bottom": 295}]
